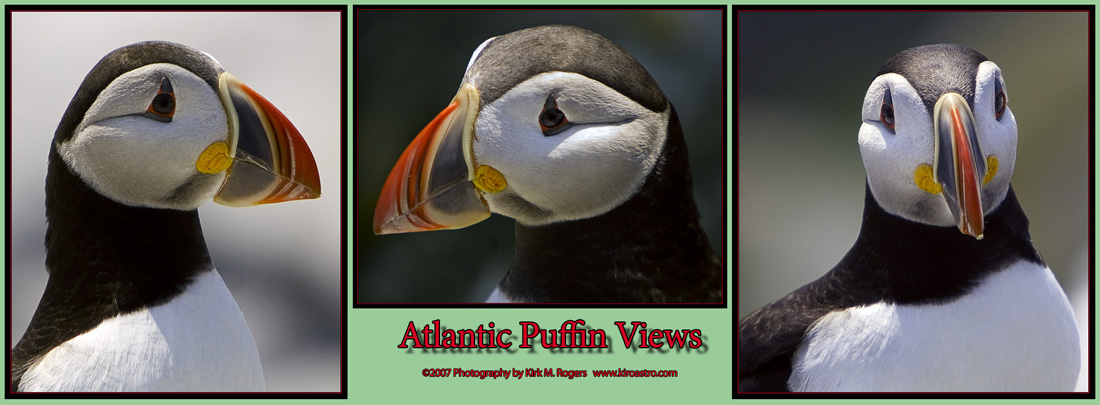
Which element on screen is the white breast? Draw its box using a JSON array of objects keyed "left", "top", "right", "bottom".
[
  {"left": 485, "top": 287, "right": 517, "bottom": 303},
  {"left": 19, "top": 270, "right": 265, "bottom": 392},
  {"left": 790, "top": 261, "right": 1080, "bottom": 392}
]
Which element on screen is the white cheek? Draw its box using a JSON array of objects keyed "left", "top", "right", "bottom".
[
  {"left": 859, "top": 76, "right": 955, "bottom": 227},
  {"left": 60, "top": 115, "right": 227, "bottom": 209},
  {"left": 975, "top": 109, "right": 1016, "bottom": 213},
  {"left": 57, "top": 64, "right": 230, "bottom": 210},
  {"left": 860, "top": 121, "right": 954, "bottom": 227},
  {"left": 471, "top": 72, "right": 668, "bottom": 225},
  {"left": 972, "top": 62, "right": 1017, "bottom": 212}
]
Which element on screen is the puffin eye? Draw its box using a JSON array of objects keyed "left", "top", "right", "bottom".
[
  {"left": 994, "top": 80, "right": 1007, "bottom": 120},
  {"left": 144, "top": 77, "right": 175, "bottom": 122},
  {"left": 879, "top": 90, "right": 896, "bottom": 132},
  {"left": 539, "top": 95, "right": 572, "bottom": 136}
]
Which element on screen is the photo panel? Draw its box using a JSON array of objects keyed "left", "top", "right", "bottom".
[
  {"left": 356, "top": 8, "right": 727, "bottom": 306},
  {"left": 737, "top": 8, "right": 1090, "bottom": 396},
  {"left": 7, "top": 6, "right": 346, "bottom": 396}
]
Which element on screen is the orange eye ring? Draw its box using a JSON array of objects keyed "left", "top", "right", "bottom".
[
  {"left": 880, "top": 90, "right": 896, "bottom": 132},
  {"left": 539, "top": 95, "right": 572, "bottom": 136},
  {"left": 993, "top": 80, "right": 1007, "bottom": 120},
  {"left": 144, "top": 77, "right": 175, "bottom": 122}
]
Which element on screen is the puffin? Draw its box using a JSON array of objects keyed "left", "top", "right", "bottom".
[
  {"left": 737, "top": 44, "right": 1079, "bottom": 392},
  {"left": 10, "top": 41, "right": 321, "bottom": 392},
  {"left": 372, "top": 25, "right": 722, "bottom": 303}
]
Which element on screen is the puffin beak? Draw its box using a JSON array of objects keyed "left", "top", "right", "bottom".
[
  {"left": 933, "top": 93, "right": 986, "bottom": 239},
  {"left": 373, "top": 84, "right": 490, "bottom": 234},
  {"left": 211, "top": 73, "right": 321, "bottom": 207}
]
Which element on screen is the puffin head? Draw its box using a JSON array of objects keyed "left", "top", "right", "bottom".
[
  {"left": 858, "top": 44, "right": 1017, "bottom": 239},
  {"left": 53, "top": 41, "right": 320, "bottom": 211},
  {"left": 374, "top": 25, "right": 672, "bottom": 234}
]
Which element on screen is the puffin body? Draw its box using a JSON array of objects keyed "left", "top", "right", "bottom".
[
  {"left": 373, "top": 25, "right": 721, "bottom": 303},
  {"left": 11, "top": 41, "right": 321, "bottom": 392},
  {"left": 17, "top": 272, "right": 262, "bottom": 391},
  {"left": 737, "top": 44, "right": 1078, "bottom": 392}
]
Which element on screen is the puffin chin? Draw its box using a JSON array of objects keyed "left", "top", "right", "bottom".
[{"left": 868, "top": 181, "right": 1010, "bottom": 232}]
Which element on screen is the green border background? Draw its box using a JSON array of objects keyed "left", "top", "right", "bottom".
[{"left": 1, "top": 1, "right": 1096, "bottom": 405}]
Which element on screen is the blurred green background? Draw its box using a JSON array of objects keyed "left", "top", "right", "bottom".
[
  {"left": 738, "top": 10, "right": 1089, "bottom": 389},
  {"left": 357, "top": 9, "right": 725, "bottom": 303}
]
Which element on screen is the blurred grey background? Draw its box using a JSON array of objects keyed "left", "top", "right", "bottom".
[
  {"left": 738, "top": 11, "right": 1089, "bottom": 390},
  {"left": 357, "top": 9, "right": 725, "bottom": 303},
  {"left": 9, "top": 11, "right": 342, "bottom": 391}
]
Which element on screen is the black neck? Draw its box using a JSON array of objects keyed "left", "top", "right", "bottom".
[
  {"left": 12, "top": 147, "right": 212, "bottom": 384},
  {"left": 41, "top": 146, "right": 213, "bottom": 310},
  {"left": 831, "top": 183, "right": 1043, "bottom": 304},
  {"left": 497, "top": 108, "right": 722, "bottom": 303},
  {"left": 736, "top": 182, "right": 1041, "bottom": 392}
]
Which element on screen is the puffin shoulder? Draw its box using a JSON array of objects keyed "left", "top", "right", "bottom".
[
  {"left": 14, "top": 270, "right": 263, "bottom": 392},
  {"left": 738, "top": 281, "right": 832, "bottom": 391},
  {"left": 738, "top": 257, "right": 886, "bottom": 391}
]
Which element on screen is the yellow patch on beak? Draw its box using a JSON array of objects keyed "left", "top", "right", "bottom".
[
  {"left": 914, "top": 164, "right": 943, "bottom": 195},
  {"left": 983, "top": 155, "right": 998, "bottom": 186},
  {"left": 473, "top": 165, "right": 507, "bottom": 193},
  {"left": 914, "top": 156, "right": 996, "bottom": 195},
  {"left": 196, "top": 141, "right": 233, "bottom": 174}
]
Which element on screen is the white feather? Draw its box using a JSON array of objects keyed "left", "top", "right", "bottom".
[
  {"left": 485, "top": 287, "right": 517, "bottom": 303},
  {"left": 790, "top": 261, "right": 1079, "bottom": 392},
  {"left": 19, "top": 270, "right": 265, "bottom": 392},
  {"left": 464, "top": 37, "right": 496, "bottom": 80}
]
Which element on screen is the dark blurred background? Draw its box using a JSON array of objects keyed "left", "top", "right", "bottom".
[
  {"left": 356, "top": 9, "right": 725, "bottom": 303},
  {"left": 737, "top": 11, "right": 1089, "bottom": 390}
]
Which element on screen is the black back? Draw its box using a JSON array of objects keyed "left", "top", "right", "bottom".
[
  {"left": 737, "top": 185, "right": 1042, "bottom": 391},
  {"left": 11, "top": 41, "right": 220, "bottom": 390}
]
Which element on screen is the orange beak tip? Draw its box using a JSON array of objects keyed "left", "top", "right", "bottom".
[
  {"left": 214, "top": 77, "right": 322, "bottom": 207},
  {"left": 373, "top": 92, "right": 490, "bottom": 235}
]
